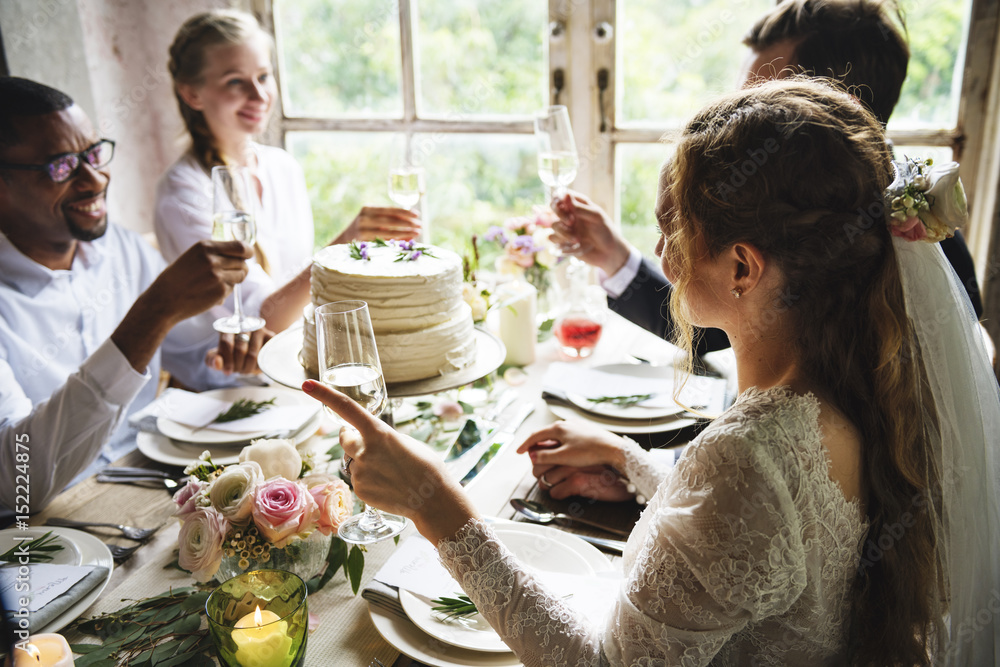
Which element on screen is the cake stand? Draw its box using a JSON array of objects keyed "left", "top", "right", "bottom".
[{"left": 257, "top": 322, "right": 507, "bottom": 398}]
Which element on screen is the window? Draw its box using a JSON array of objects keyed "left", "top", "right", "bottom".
[{"left": 262, "top": 0, "right": 990, "bottom": 267}]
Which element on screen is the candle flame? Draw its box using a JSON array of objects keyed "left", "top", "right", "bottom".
[
  {"left": 25, "top": 643, "right": 41, "bottom": 663},
  {"left": 254, "top": 605, "right": 263, "bottom": 627}
]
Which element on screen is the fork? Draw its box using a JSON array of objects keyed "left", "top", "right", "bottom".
[
  {"left": 368, "top": 659, "right": 386, "bottom": 667},
  {"left": 45, "top": 517, "right": 159, "bottom": 541},
  {"left": 105, "top": 542, "right": 141, "bottom": 561}
]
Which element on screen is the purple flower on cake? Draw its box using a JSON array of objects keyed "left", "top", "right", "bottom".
[
  {"left": 178, "top": 506, "right": 229, "bottom": 582},
  {"left": 252, "top": 478, "right": 320, "bottom": 548}
]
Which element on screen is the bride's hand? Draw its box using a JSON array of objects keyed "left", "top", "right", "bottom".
[
  {"left": 332, "top": 207, "right": 421, "bottom": 243},
  {"left": 517, "top": 421, "right": 632, "bottom": 501},
  {"left": 302, "top": 380, "right": 478, "bottom": 543}
]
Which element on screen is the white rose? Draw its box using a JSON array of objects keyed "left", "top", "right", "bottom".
[
  {"left": 470, "top": 295, "right": 488, "bottom": 322},
  {"left": 239, "top": 438, "right": 303, "bottom": 480},
  {"left": 532, "top": 229, "right": 556, "bottom": 268},
  {"left": 462, "top": 282, "right": 477, "bottom": 302},
  {"left": 923, "top": 160, "right": 968, "bottom": 240},
  {"left": 208, "top": 461, "right": 263, "bottom": 522}
]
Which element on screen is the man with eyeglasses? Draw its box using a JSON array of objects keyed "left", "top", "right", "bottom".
[{"left": 0, "top": 77, "right": 262, "bottom": 513}]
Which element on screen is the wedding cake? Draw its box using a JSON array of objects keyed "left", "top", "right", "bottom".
[{"left": 301, "top": 241, "right": 477, "bottom": 383}]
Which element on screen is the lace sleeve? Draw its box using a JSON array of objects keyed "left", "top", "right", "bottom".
[
  {"left": 620, "top": 437, "right": 674, "bottom": 501},
  {"left": 437, "top": 423, "right": 809, "bottom": 666}
]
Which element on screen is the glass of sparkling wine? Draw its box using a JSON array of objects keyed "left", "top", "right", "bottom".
[
  {"left": 211, "top": 165, "right": 265, "bottom": 334},
  {"left": 388, "top": 165, "right": 425, "bottom": 211},
  {"left": 535, "top": 105, "right": 579, "bottom": 198},
  {"left": 315, "top": 300, "right": 407, "bottom": 544}
]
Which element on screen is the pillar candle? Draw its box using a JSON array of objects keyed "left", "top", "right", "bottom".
[
  {"left": 498, "top": 281, "right": 537, "bottom": 366},
  {"left": 6, "top": 634, "right": 74, "bottom": 667}
]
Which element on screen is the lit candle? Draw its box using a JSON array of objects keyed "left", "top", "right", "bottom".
[
  {"left": 5, "top": 634, "right": 73, "bottom": 667},
  {"left": 498, "top": 281, "right": 537, "bottom": 366},
  {"left": 231, "top": 605, "right": 292, "bottom": 667}
]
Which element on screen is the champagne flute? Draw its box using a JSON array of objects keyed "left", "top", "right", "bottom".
[
  {"left": 388, "top": 138, "right": 426, "bottom": 212},
  {"left": 211, "top": 165, "right": 265, "bottom": 334},
  {"left": 315, "top": 300, "right": 407, "bottom": 544},
  {"left": 534, "top": 105, "right": 579, "bottom": 199}
]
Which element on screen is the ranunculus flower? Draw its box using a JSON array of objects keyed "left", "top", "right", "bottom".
[
  {"left": 177, "top": 507, "right": 228, "bottom": 582},
  {"left": 922, "top": 161, "right": 968, "bottom": 242},
  {"left": 470, "top": 295, "right": 488, "bottom": 322},
  {"left": 173, "top": 479, "right": 206, "bottom": 518},
  {"left": 209, "top": 461, "right": 263, "bottom": 523},
  {"left": 252, "top": 479, "right": 319, "bottom": 547},
  {"left": 308, "top": 478, "right": 354, "bottom": 535},
  {"left": 433, "top": 400, "right": 465, "bottom": 421},
  {"left": 890, "top": 216, "right": 928, "bottom": 242},
  {"left": 239, "top": 438, "right": 302, "bottom": 481}
]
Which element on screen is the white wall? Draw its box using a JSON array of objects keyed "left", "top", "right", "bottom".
[{"left": 1, "top": 0, "right": 249, "bottom": 235}]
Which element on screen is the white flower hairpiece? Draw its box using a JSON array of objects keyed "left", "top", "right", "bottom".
[{"left": 884, "top": 157, "right": 968, "bottom": 242}]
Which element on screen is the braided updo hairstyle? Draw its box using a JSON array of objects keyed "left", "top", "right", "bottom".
[
  {"left": 663, "top": 78, "right": 943, "bottom": 665},
  {"left": 168, "top": 10, "right": 272, "bottom": 170}
]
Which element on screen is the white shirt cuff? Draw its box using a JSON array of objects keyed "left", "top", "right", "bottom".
[
  {"left": 79, "top": 338, "right": 151, "bottom": 408},
  {"left": 598, "top": 247, "right": 643, "bottom": 299}
]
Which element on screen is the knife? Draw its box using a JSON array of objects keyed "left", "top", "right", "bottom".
[{"left": 448, "top": 402, "right": 534, "bottom": 486}]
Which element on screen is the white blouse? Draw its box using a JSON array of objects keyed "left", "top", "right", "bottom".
[
  {"left": 153, "top": 144, "right": 315, "bottom": 320},
  {"left": 439, "top": 387, "right": 869, "bottom": 666}
]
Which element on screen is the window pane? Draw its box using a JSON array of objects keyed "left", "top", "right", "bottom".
[
  {"left": 287, "top": 132, "right": 397, "bottom": 247},
  {"left": 617, "top": 143, "right": 675, "bottom": 261},
  {"left": 275, "top": 0, "right": 402, "bottom": 117},
  {"left": 617, "top": 0, "right": 772, "bottom": 125},
  {"left": 416, "top": 1, "right": 546, "bottom": 116},
  {"left": 889, "top": 0, "right": 971, "bottom": 129},
  {"left": 893, "top": 145, "right": 956, "bottom": 166},
  {"left": 418, "top": 134, "right": 540, "bottom": 251}
]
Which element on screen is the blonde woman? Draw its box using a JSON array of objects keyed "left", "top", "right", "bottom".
[
  {"left": 155, "top": 10, "right": 418, "bottom": 351},
  {"left": 306, "top": 79, "right": 1000, "bottom": 665}
]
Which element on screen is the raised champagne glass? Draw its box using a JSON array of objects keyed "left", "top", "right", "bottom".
[
  {"left": 315, "top": 300, "right": 407, "bottom": 544},
  {"left": 211, "top": 165, "right": 265, "bottom": 334}
]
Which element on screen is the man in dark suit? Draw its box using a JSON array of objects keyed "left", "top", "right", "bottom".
[{"left": 555, "top": 0, "right": 983, "bottom": 355}]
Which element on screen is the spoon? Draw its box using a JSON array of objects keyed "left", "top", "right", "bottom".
[{"left": 510, "top": 498, "right": 631, "bottom": 538}]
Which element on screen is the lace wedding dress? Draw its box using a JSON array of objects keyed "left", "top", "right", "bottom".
[{"left": 439, "top": 387, "right": 868, "bottom": 666}]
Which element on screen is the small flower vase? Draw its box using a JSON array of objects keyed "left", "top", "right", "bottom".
[
  {"left": 215, "top": 529, "right": 333, "bottom": 584},
  {"left": 524, "top": 266, "right": 553, "bottom": 326}
]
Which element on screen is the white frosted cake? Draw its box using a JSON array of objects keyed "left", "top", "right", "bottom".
[{"left": 301, "top": 241, "right": 477, "bottom": 384}]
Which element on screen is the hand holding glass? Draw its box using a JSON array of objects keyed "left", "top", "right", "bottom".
[
  {"left": 315, "top": 300, "right": 407, "bottom": 544},
  {"left": 211, "top": 165, "right": 265, "bottom": 334}
]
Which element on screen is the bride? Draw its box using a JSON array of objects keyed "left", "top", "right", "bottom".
[{"left": 304, "top": 79, "right": 1000, "bottom": 665}]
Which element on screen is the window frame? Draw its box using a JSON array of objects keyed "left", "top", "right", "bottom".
[{"left": 255, "top": 0, "right": 999, "bottom": 282}]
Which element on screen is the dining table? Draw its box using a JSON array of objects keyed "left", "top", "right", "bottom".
[{"left": 32, "top": 311, "right": 734, "bottom": 666}]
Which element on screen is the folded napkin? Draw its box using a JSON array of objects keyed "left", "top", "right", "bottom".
[
  {"left": 129, "top": 388, "right": 317, "bottom": 436},
  {"left": 0, "top": 564, "right": 108, "bottom": 630},
  {"left": 361, "top": 579, "right": 408, "bottom": 619}
]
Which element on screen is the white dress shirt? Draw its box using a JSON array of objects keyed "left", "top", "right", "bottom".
[
  {"left": 153, "top": 144, "right": 316, "bottom": 328},
  {"left": 598, "top": 245, "right": 644, "bottom": 298},
  {"left": 0, "top": 225, "right": 219, "bottom": 513}
]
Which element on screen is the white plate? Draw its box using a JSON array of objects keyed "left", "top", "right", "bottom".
[
  {"left": 370, "top": 522, "right": 614, "bottom": 666},
  {"left": 547, "top": 400, "right": 699, "bottom": 434},
  {"left": 0, "top": 527, "right": 114, "bottom": 633},
  {"left": 398, "top": 525, "right": 595, "bottom": 653},
  {"left": 156, "top": 386, "right": 320, "bottom": 445},
  {"left": 259, "top": 324, "right": 506, "bottom": 397},
  {"left": 137, "top": 411, "right": 323, "bottom": 467},
  {"left": 0, "top": 526, "right": 82, "bottom": 566},
  {"left": 563, "top": 364, "right": 688, "bottom": 421}
]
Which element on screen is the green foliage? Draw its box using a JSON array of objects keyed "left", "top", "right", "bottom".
[{"left": 0, "top": 531, "right": 64, "bottom": 563}]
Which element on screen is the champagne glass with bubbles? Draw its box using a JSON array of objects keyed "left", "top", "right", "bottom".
[
  {"left": 315, "top": 300, "right": 407, "bottom": 544},
  {"left": 535, "top": 105, "right": 579, "bottom": 199},
  {"left": 388, "top": 139, "right": 425, "bottom": 212},
  {"left": 211, "top": 165, "right": 265, "bottom": 334}
]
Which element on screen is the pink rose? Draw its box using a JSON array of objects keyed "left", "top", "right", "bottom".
[
  {"left": 308, "top": 478, "right": 354, "bottom": 535},
  {"left": 890, "top": 216, "right": 927, "bottom": 242},
  {"left": 178, "top": 507, "right": 228, "bottom": 582},
  {"left": 433, "top": 400, "right": 465, "bottom": 421},
  {"left": 173, "top": 479, "right": 206, "bottom": 518},
  {"left": 252, "top": 479, "right": 319, "bottom": 547}
]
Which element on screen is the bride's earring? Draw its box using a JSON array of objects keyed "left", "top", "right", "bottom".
[{"left": 730, "top": 287, "right": 743, "bottom": 299}]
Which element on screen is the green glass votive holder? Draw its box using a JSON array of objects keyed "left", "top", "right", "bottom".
[{"left": 206, "top": 569, "right": 308, "bottom": 667}]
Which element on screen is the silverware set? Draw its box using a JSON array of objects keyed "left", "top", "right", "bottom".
[
  {"left": 44, "top": 516, "right": 161, "bottom": 562},
  {"left": 96, "top": 466, "right": 186, "bottom": 491}
]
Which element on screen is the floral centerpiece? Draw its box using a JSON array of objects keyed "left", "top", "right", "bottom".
[
  {"left": 484, "top": 206, "right": 559, "bottom": 293},
  {"left": 885, "top": 157, "right": 968, "bottom": 243},
  {"left": 173, "top": 439, "right": 361, "bottom": 588}
]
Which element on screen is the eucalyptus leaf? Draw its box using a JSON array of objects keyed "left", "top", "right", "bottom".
[
  {"left": 347, "top": 544, "right": 365, "bottom": 594},
  {"left": 69, "top": 644, "right": 102, "bottom": 654}
]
